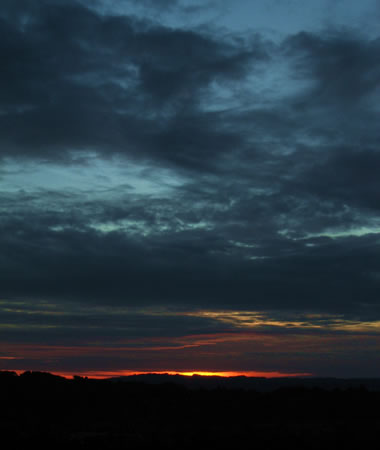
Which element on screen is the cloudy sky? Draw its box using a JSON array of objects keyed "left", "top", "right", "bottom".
[{"left": 1, "top": 0, "right": 380, "bottom": 378}]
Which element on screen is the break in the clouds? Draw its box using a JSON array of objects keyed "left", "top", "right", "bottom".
[{"left": 1, "top": 0, "right": 380, "bottom": 377}]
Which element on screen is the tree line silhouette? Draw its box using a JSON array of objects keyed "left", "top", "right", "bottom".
[{"left": 1, "top": 371, "right": 379, "bottom": 449}]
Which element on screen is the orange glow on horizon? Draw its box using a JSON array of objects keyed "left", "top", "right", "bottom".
[{"left": 13, "top": 369, "right": 311, "bottom": 379}]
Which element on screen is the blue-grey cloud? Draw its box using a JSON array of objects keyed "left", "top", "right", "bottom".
[
  {"left": 0, "top": 0, "right": 265, "bottom": 171},
  {"left": 1, "top": 0, "right": 380, "bottom": 376}
]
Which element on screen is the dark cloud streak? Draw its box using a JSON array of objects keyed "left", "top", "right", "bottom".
[
  {"left": 0, "top": 0, "right": 264, "bottom": 170},
  {"left": 1, "top": 0, "right": 380, "bottom": 376}
]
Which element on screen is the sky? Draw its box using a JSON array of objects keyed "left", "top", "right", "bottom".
[{"left": 1, "top": 0, "right": 380, "bottom": 378}]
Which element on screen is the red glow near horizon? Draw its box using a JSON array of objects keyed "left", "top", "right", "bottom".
[{"left": 10, "top": 369, "right": 312, "bottom": 379}]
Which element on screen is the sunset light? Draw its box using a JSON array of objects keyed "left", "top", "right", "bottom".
[
  {"left": 53, "top": 370, "right": 312, "bottom": 380},
  {"left": 1, "top": 0, "right": 380, "bottom": 383},
  {"left": 1, "top": 0, "right": 380, "bottom": 446}
]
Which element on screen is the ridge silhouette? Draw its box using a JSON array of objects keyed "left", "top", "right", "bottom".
[{"left": 1, "top": 371, "right": 379, "bottom": 449}]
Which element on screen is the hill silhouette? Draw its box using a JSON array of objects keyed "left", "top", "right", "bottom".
[
  {"left": 111, "top": 372, "right": 380, "bottom": 391},
  {"left": 1, "top": 371, "right": 380, "bottom": 449}
]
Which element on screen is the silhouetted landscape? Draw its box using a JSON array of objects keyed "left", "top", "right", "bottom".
[
  {"left": 2, "top": 6, "right": 380, "bottom": 450},
  {"left": 1, "top": 371, "right": 379, "bottom": 449}
]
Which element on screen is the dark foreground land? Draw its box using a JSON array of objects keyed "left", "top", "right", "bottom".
[{"left": 1, "top": 371, "right": 380, "bottom": 449}]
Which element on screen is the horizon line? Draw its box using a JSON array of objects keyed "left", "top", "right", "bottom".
[{"left": 5, "top": 369, "right": 313, "bottom": 379}]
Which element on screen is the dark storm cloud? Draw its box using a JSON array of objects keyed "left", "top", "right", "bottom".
[
  {"left": 292, "top": 149, "right": 380, "bottom": 212},
  {"left": 1, "top": 1, "right": 377, "bottom": 178},
  {"left": 0, "top": 299, "right": 229, "bottom": 346},
  {"left": 1, "top": 0, "right": 380, "bottom": 335},
  {"left": 1, "top": 186, "right": 380, "bottom": 320},
  {"left": 0, "top": 0, "right": 264, "bottom": 169},
  {"left": 284, "top": 30, "right": 380, "bottom": 106},
  {"left": 279, "top": 30, "right": 380, "bottom": 159}
]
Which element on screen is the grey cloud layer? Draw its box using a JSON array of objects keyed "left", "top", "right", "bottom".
[
  {"left": 0, "top": 0, "right": 263, "bottom": 168},
  {"left": 1, "top": 187, "right": 380, "bottom": 319},
  {"left": 1, "top": 0, "right": 380, "bottom": 321}
]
